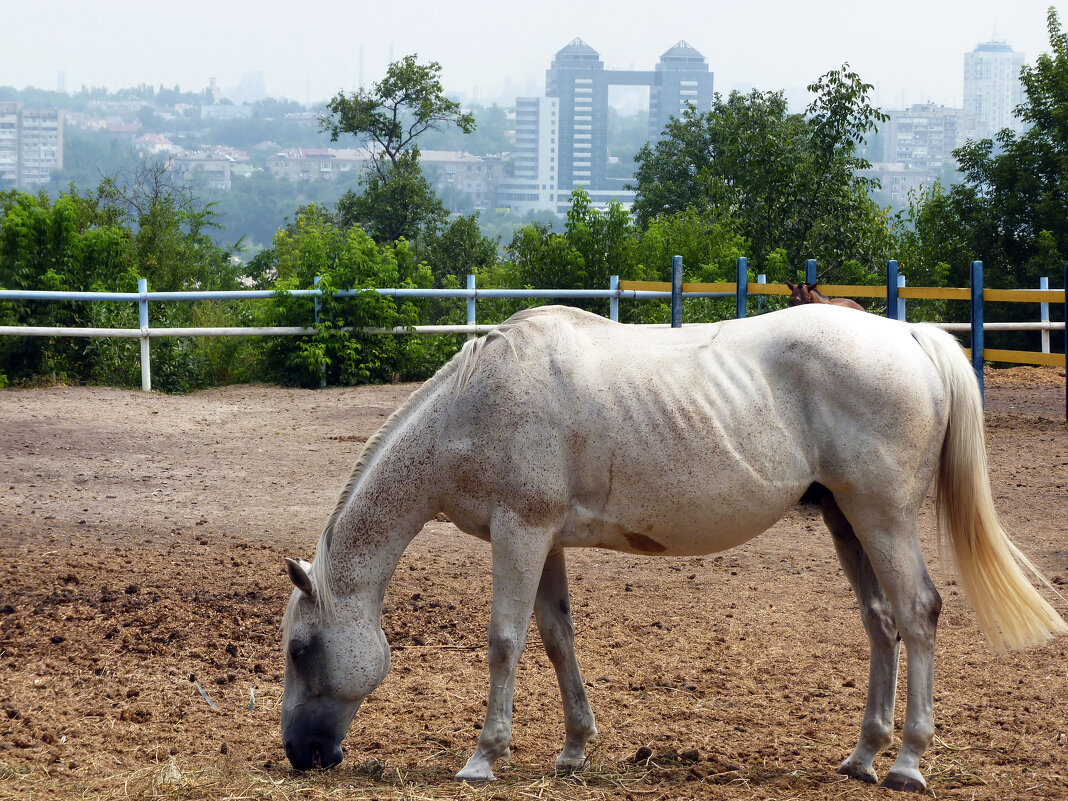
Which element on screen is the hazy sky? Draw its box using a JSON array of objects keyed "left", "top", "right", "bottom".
[{"left": 3, "top": 0, "right": 1065, "bottom": 111}]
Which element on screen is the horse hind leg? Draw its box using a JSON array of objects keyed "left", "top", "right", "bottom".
[
  {"left": 832, "top": 495, "right": 943, "bottom": 793},
  {"left": 534, "top": 549, "right": 598, "bottom": 770},
  {"left": 820, "top": 492, "right": 900, "bottom": 785}
]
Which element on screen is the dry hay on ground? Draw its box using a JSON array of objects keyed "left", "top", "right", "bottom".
[{"left": 0, "top": 366, "right": 1066, "bottom": 800}]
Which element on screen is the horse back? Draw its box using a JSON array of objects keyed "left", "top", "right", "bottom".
[{"left": 435, "top": 306, "right": 948, "bottom": 553}]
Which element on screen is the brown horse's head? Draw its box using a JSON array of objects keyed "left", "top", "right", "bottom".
[
  {"left": 785, "top": 281, "right": 827, "bottom": 307},
  {"left": 784, "top": 281, "right": 864, "bottom": 311}
]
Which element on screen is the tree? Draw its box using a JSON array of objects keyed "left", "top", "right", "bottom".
[
  {"left": 321, "top": 55, "right": 475, "bottom": 181},
  {"left": 0, "top": 167, "right": 247, "bottom": 391},
  {"left": 335, "top": 155, "right": 447, "bottom": 243},
  {"left": 322, "top": 55, "right": 475, "bottom": 244},
  {"left": 502, "top": 188, "right": 746, "bottom": 323},
  {"left": 253, "top": 204, "right": 449, "bottom": 386},
  {"left": 630, "top": 66, "right": 889, "bottom": 280},
  {"left": 418, "top": 214, "right": 500, "bottom": 286}
]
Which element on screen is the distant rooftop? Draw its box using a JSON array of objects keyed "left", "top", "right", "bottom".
[
  {"left": 973, "top": 40, "right": 1018, "bottom": 53},
  {"left": 556, "top": 38, "right": 599, "bottom": 57},
  {"left": 660, "top": 40, "right": 706, "bottom": 61}
]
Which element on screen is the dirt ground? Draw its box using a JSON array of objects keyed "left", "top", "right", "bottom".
[{"left": 0, "top": 366, "right": 1066, "bottom": 801}]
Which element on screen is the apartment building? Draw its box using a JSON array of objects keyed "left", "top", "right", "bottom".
[
  {"left": 170, "top": 148, "right": 250, "bottom": 191},
  {"left": 265, "top": 148, "right": 370, "bottom": 182},
  {"left": 0, "top": 102, "right": 64, "bottom": 188},
  {"left": 884, "top": 103, "right": 964, "bottom": 172},
  {"left": 964, "top": 40, "right": 1026, "bottom": 139},
  {"left": 420, "top": 149, "right": 501, "bottom": 209}
]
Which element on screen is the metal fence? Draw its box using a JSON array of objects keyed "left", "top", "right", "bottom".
[{"left": 1, "top": 259, "right": 1065, "bottom": 417}]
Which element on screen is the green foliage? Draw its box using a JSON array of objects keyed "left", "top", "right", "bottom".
[
  {"left": 0, "top": 167, "right": 253, "bottom": 391},
  {"left": 336, "top": 154, "right": 448, "bottom": 244},
  {"left": 254, "top": 205, "right": 452, "bottom": 386},
  {"left": 939, "top": 8, "right": 1068, "bottom": 289},
  {"left": 420, "top": 102, "right": 511, "bottom": 155},
  {"left": 417, "top": 214, "right": 500, "bottom": 287},
  {"left": 631, "top": 65, "right": 889, "bottom": 281},
  {"left": 902, "top": 9, "right": 1068, "bottom": 344},
  {"left": 0, "top": 188, "right": 139, "bottom": 381},
  {"left": 503, "top": 188, "right": 747, "bottom": 324}
]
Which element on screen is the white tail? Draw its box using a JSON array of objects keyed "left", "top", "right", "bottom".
[{"left": 911, "top": 325, "right": 1067, "bottom": 651}]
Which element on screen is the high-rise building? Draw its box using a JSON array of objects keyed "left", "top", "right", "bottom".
[
  {"left": 501, "top": 39, "right": 713, "bottom": 214},
  {"left": 963, "top": 40, "right": 1026, "bottom": 139},
  {"left": 0, "top": 103, "right": 19, "bottom": 186},
  {"left": 497, "top": 97, "right": 560, "bottom": 211},
  {"left": 648, "top": 41, "right": 715, "bottom": 140},
  {"left": 0, "top": 102, "right": 64, "bottom": 188}
]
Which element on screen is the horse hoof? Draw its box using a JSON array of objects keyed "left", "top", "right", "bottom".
[
  {"left": 881, "top": 771, "right": 927, "bottom": 793},
  {"left": 554, "top": 756, "right": 587, "bottom": 772},
  {"left": 454, "top": 766, "right": 496, "bottom": 782},
  {"left": 837, "top": 760, "right": 878, "bottom": 784}
]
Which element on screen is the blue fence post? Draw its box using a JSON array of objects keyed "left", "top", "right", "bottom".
[
  {"left": 313, "top": 276, "right": 321, "bottom": 325},
  {"left": 735, "top": 257, "right": 748, "bottom": 319},
  {"left": 886, "top": 260, "right": 899, "bottom": 320},
  {"left": 971, "top": 260, "right": 984, "bottom": 402},
  {"left": 138, "top": 278, "right": 150, "bottom": 392},
  {"left": 609, "top": 275, "right": 619, "bottom": 322},
  {"left": 805, "top": 259, "right": 817, "bottom": 285},
  {"left": 466, "top": 274, "right": 477, "bottom": 340},
  {"left": 1039, "top": 276, "right": 1050, "bottom": 354},
  {"left": 671, "top": 255, "right": 683, "bottom": 328}
]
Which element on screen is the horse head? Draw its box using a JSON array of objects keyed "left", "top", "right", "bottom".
[
  {"left": 280, "top": 557, "right": 391, "bottom": 770},
  {"left": 785, "top": 280, "right": 823, "bottom": 307}
]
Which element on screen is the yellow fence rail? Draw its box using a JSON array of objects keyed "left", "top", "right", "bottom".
[{"left": 617, "top": 280, "right": 1066, "bottom": 370}]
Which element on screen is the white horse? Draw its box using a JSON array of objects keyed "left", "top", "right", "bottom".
[{"left": 280, "top": 304, "right": 1065, "bottom": 792}]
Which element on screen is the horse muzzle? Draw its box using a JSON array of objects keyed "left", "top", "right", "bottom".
[
  {"left": 284, "top": 732, "right": 344, "bottom": 771},
  {"left": 282, "top": 705, "right": 352, "bottom": 771}
]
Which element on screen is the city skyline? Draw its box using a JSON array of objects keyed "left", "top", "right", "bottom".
[{"left": 2, "top": 1, "right": 1064, "bottom": 112}]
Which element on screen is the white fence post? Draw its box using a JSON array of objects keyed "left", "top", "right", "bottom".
[
  {"left": 138, "top": 278, "right": 151, "bottom": 392},
  {"left": 610, "top": 275, "right": 619, "bottom": 322}
]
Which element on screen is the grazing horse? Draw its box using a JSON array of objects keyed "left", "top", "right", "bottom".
[
  {"left": 785, "top": 280, "right": 865, "bottom": 311},
  {"left": 280, "top": 305, "right": 1065, "bottom": 792}
]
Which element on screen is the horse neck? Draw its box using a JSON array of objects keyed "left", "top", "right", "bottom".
[{"left": 318, "top": 384, "right": 447, "bottom": 606}]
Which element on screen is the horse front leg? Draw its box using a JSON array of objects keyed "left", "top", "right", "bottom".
[
  {"left": 534, "top": 548, "right": 597, "bottom": 770},
  {"left": 455, "top": 512, "right": 554, "bottom": 782}
]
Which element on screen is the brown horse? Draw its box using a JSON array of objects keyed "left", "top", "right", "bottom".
[{"left": 785, "top": 281, "right": 865, "bottom": 311}]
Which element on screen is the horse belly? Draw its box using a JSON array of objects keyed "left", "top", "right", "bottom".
[{"left": 556, "top": 432, "right": 809, "bottom": 556}]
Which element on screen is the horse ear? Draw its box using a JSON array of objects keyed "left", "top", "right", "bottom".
[
  {"left": 809, "top": 281, "right": 820, "bottom": 290},
  {"left": 285, "top": 558, "right": 315, "bottom": 599},
  {"left": 785, "top": 280, "right": 796, "bottom": 291}
]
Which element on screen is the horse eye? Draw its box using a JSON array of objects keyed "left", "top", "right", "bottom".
[{"left": 290, "top": 644, "right": 307, "bottom": 662}]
